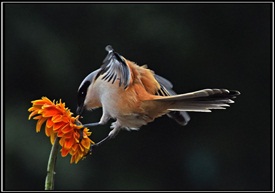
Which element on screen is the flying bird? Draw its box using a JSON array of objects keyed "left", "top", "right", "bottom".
[{"left": 77, "top": 45, "right": 240, "bottom": 147}]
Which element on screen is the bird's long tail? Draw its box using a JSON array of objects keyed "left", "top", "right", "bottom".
[{"left": 152, "top": 89, "right": 240, "bottom": 112}]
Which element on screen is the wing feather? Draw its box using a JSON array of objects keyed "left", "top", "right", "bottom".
[
  {"left": 100, "top": 45, "right": 131, "bottom": 89},
  {"left": 154, "top": 74, "right": 190, "bottom": 126}
]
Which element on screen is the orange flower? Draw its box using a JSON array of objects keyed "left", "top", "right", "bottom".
[{"left": 28, "top": 97, "right": 94, "bottom": 164}]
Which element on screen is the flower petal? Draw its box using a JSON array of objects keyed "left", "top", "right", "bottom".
[
  {"left": 51, "top": 114, "right": 63, "bottom": 123},
  {"left": 81, "top": 138, "right": 92, "bottom": 149},
  {"left": 61, "top": 124, "right": 73, "bottom": 134},
  {"left": 42, "top": 107, "right": 61, "bottom": 117},
  {"left": 53, "top": 121, "right": 66, "bottom": 131},
  {"left": 63, "top": 137, "right": 74, "bottom": 149},
  {"left": 61, "top": 147, "right": 70, "bottom": 157},
  {"left": 70, "top": 152, "right": 83, "bottom": 164},
  {"left": 46, "top": 119, "right": 54, "bottom": 128},
  {"left": 28, "top": 110, "right": 39, "bottom": 120},
  {"left": 45, "top": 124, "right": 53, "bottom": 137},
  {"left": 36, "top": 117, "right": 47, "bottom": 133},
  {"left": 50, "top": 133, "right": 56, "bottom": 145},
  {"left": 32, "top": 97, "right": 53, "bottom": 105}
]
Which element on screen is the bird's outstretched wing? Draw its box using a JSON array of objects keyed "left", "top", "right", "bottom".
[{"left": 99, "top": 45, "right": 131, "bottom": 89}]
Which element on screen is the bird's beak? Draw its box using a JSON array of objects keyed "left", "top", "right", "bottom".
[{"left": 76, "top": 105, "right": 84, "bottom": 115}]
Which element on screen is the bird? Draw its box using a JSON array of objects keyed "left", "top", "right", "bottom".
[{"left": 76, "top": 45, "right": 240, "bottom": 148}]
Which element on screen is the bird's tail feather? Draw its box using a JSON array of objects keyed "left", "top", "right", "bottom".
[{"left": 153, "top": 89, "right": 240, "bottom": 112}]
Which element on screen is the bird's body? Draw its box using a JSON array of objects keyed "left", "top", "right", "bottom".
[{"left": 77, "top": 45, "right": 240, "bottom": 144}]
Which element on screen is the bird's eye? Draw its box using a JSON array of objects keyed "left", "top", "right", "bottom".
[{"left": 77, "top": 81, "right": 91, "bottom": 107}]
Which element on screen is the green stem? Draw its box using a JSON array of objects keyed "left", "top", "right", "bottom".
[{"left": 45, "top": 137, "right": 59, "bottom": 190}]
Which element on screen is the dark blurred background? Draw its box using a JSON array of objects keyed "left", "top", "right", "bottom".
[{"left": 3, "top": 3, "right": 272, "bottom": 191}]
